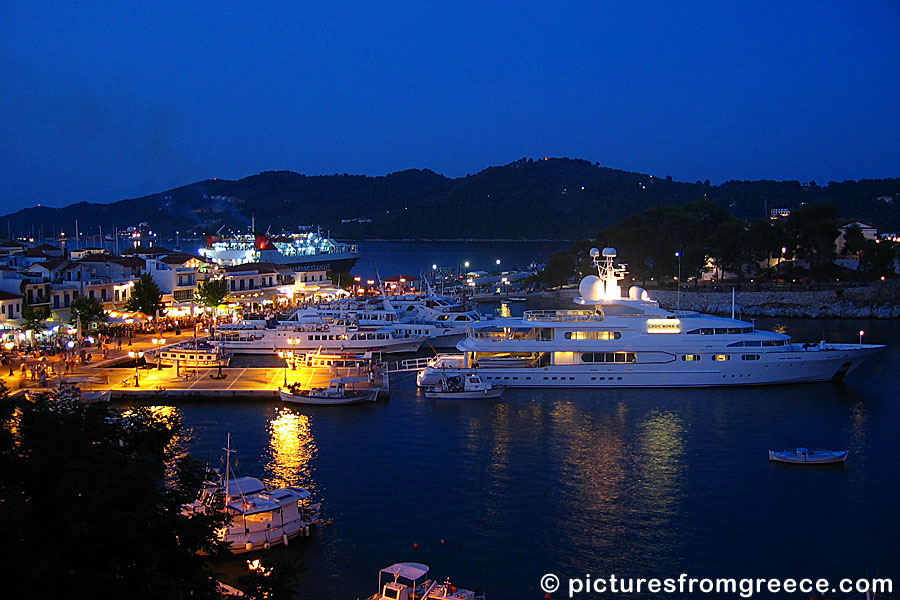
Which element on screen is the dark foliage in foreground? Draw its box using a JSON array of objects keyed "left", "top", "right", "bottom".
[{"left": 0, "top": 384, "right": 230, "bottom": 599}]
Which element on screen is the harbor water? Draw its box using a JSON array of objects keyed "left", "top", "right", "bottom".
[{"left": 160, "top": 314, "right": 899, "bottom": 599}]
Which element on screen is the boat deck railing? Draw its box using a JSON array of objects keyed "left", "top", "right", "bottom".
[{"left": 524, "top": 309, "right": 604, "bottom": 322}]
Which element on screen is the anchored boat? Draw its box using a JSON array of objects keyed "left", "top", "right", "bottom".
[
  {"left": 417, "top": 247, "right": 884, "bottom": 389},
  {"left": 423, "top": 372, "right": 504, "bottom": 399},
  {"left": 365, "top": 562, "right": 486, "bottom": 600},
  {"left": 769, "top": 448, "right": 849, "bottom": 464},
  {"left": 280, "top": 377, "right": 378, "bottom": 405},
  {"left": 183, "top": 435, "right": 320, "bottom": 553}
]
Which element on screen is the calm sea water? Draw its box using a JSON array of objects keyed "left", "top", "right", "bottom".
[
  {"left": 349, "top": 240, "right": 569, "bottom": 280},
  {"left": 154, "top": 309, "right": 899, "bottom": 599}
]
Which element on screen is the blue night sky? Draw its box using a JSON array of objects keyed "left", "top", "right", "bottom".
[{"left": 2, "top": 1, "right": 899, "bottom": 212}]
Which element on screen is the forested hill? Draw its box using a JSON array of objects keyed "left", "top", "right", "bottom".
[{"left": 4, "top": 158, "right": 899, "bottom": 240}]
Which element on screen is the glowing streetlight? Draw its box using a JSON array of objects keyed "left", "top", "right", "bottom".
[
  {"left": 151, "top": 338, "right": 167, "bottom": 369},
  {"left": 128, "top": 350, "right": 144, "bottom": 387},
  {"left": 859, "top": 330, "right": 865, "bottom": 344},
  {"left": 277, "top": 350, "right": 294, "bottom": 387}
]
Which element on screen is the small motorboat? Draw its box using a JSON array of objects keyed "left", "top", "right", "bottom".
[
  {"left": 424, "top": 372, "right": 504, "bottom": 399},
  {"left": 768, "top": 448, "right": 849, "bottom": 464},
  {"left": 365, "top": 563, "right": 485, "bottom": 600},
  {"left": 279, "top": 377, "right": 378, "bottom": 405},
  {"left": 80, "top": 389, "right": 112, "bottom": 403},
  {"left": 26, "top": 379, "right": 111, "bottom": 404}
]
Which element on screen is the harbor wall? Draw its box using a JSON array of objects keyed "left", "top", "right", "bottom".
[{"left": 542, "top": 282, "right": 900, "bottom": 318}]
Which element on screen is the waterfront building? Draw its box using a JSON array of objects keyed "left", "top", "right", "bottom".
[{"left": 0, "top": 290, "right": 23, "bottom": 323}]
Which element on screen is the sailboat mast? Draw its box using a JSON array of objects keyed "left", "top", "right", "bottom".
[{"left": 223, "top": 433, "right": 233, "bottom": 506}]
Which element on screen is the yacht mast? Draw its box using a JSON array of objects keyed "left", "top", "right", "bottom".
[{"left": 223, "top": 433, "right": 234, "bottom": 506}]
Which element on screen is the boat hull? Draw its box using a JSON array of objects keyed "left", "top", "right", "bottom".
[
  {"left": 279, "top": 388, "right": 378, "bottom": 405},
  {"left": 424, "top": 387, "right": 504, "bottom": 399},
  {"left": 417, "top": 346, "right": 883, "bottom": 388},
  {"left": 768, "top": 450, "right": 848, "bottom": 464},
  {"left": 223, "top": 509, "right": 320, "bottom": 553}
]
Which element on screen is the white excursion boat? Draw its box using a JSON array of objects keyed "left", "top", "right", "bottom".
[
  {"left": 423, "top": 372, "right": 504, "bottom": 399},
  {"left": 154, "top": 340, "right": 232, "bottom": 368},
  {"left": 213, "top": 320, "right": 422, "bottom": 355},
  {"left": 286, "top": 294, "right": 476, "bottom": 350},
  {"left": 417, "top": 247, "right": 884, "bottom": 389},
  {"left": 183, "top": 435, "right": 320, "bottom": 553},
  {"left": 769, "top": 448, "right": 849, "bottom": 464},
  {"left": 279, "top": 377, "right": 379, "bottom": 405},
  {"left": 365, "top": 562, "right": 486, "bottom": 600}
]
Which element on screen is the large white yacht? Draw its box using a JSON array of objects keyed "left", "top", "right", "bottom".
[{"left": 417, "top": 247, "right": 884, "bottom": 388}]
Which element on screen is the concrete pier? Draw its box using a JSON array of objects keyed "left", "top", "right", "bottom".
[{"left": 2, "top": 330, "right": 388, "bottom": 402}]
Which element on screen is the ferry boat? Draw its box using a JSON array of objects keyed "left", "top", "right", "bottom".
[
  {"left": 198, "top": 227, "right": 358, "bottom": 271},
  {"left": 417, "top": 247, "right": 884, "bottom": 388}
]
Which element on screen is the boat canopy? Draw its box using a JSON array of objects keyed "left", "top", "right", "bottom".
[
  {"left": 381, "top": 562, "right": 430, "bottom": 581},
  {"left": 227, "top": 477, "right": 267, "bottom": 497}
]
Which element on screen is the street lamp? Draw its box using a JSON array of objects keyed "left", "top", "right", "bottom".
[
  {"left": 151, "top": 337, "right": 166, "bottom": 369},
  {"left": 859, "top": 330, "right": 865, "bottom": 345},
  {"left": 128, "top": 350, "right": 144, "bottom": 387},
  {"left": 277, "top": 350, "right": 294, "bottom": 387}
]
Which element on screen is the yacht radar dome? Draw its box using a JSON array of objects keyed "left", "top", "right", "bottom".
[
  {"left": 602, "top": 247, "right": 617, "bottom": 257},
  {"left": 589, "top": 247, "right": 600, "bottom": 258}
]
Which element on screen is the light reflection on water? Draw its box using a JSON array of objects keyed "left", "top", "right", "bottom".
[{"left": 264, "top": 408, "right": 317, "bottom": 491}]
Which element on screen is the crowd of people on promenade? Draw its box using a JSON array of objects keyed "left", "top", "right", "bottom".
[{"left": 0, "top": 314, "right": 219, "bottom": 390}]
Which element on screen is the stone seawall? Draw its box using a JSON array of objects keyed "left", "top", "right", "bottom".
[{"left": 542, "top": 283, "right": 900, "bottom": 318}]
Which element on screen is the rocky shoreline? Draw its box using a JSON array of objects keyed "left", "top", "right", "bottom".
[{"left": 541, "top": 282, "right": 900, "bottom": 318}]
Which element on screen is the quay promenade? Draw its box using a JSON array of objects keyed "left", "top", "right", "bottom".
[{"left": 1, "top": 331, "right": 388, "bottom": 400}]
